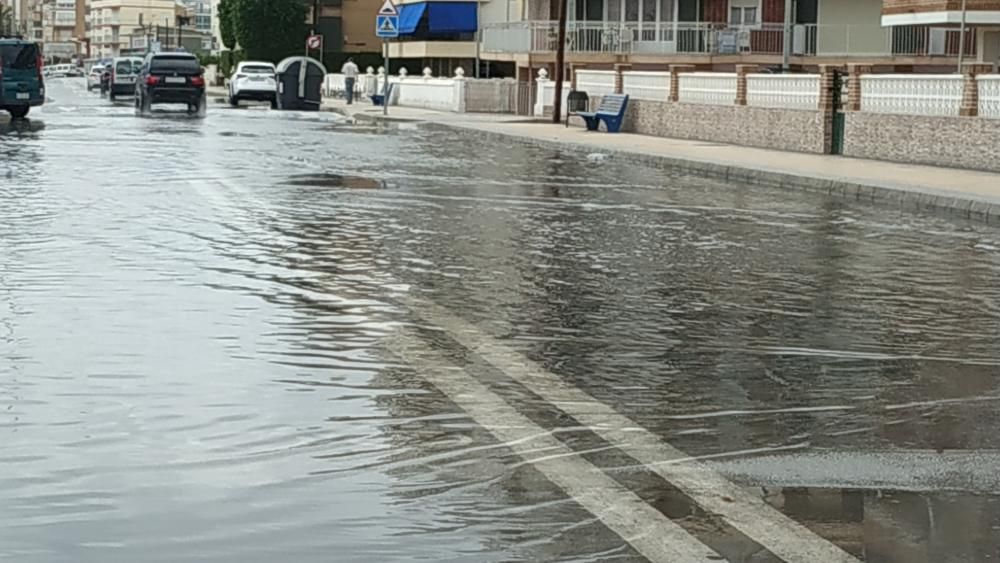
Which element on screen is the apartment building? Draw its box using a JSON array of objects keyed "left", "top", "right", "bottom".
[
  {"left": 477, "top": 0, "right": 1000, "bottom": 77},
  {"left": 41, "top": 0, "right": 81, "bottom": 59},
  {"left": 88, "top": 0, "right": 188, "bottom": 57},
  {"left": 310, "top": 0, "right": 383, "bottom": 69},
  {"left": 384, "top": 0, "right": 481, "bottom": 76}
]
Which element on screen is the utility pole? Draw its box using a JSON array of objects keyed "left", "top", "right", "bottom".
[
  {"left": 781, "top": 0, "right": 792, "bottom": 71},
  {"left": 957, "top": 0, "right": 968, "bottom": 72},
  {"left": 551, "top": 0, "right": 568, "bottom": 123}
]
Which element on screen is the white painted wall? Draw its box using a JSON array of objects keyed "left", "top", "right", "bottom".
[{"left": 817, "top": 0, "right": 886, "bottom": 56}]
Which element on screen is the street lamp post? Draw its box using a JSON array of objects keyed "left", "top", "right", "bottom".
[
  {"left": 782, "top": 0, "right": 793, "bottom": 71},
  {"left": 551, "top": 0, "right": 568, "bottom": 123},
  {"left": 957, "top": 0, "right": 968, "bottom": 72}
]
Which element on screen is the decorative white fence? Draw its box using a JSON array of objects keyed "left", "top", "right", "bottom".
[
  {"left": 323, "top": 73, "right": 364, "bottom": 97},
  {"left": 392, "top": 77, "right": 463, "bottom": 112},
  {"left": 622, "top": 71, "right": 671, "bottom": 101},
  {"left": 979, "top": 75, "right": 1000, "bottom": 119},
  {"left": 678, "top": 73, "right": 737, "bottom": 106},
  {"left": 534, "top": 78, "right": 571, "bottom": 116},
  {"left": 860, "top": 74, "right": 964, "bottom": 117},
  {"left": 575, "top": 69, "right": 616, "bottom": 98},
  {"left": 746, "top": 74, "right": 820, "bottom": 110}
]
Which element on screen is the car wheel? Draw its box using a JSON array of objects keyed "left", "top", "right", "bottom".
[
  {"left": 270, "top": 98, "right": 278, "bottom": 110},
  {"left": 229, "top": 93, "right": 239, "bottom": 107},
  {"left": 8, "top": 106, "right": 29, "bottom": 119}
]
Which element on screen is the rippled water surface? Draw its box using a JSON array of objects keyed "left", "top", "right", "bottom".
[{"left": 3, "top": 81, "right": 1000, "bottom": 562}]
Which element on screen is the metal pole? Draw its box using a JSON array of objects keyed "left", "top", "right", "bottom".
[
  {"left": 383, "top": 39, "right": 389, "bottom": 115},
  {"left": 782, "top": 0, "right": 792, "bottom": 70},
  {"left": 475, "top": 0, "right": 481, "bottom": 78},
  {"left": 551, "top": 0, "right": 567, "bottom": 123},
  {"left": 957, "top": 0, "right": 968, "bottom": 72}
]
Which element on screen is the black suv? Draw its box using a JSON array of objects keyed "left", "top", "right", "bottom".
[{"left": 135, "top": 52, "right": 206, "bottom": 115}]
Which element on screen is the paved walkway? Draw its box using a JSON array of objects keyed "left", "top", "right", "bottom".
[{"left": 324, "top": 99, "right": 1000, "bottom": 222}]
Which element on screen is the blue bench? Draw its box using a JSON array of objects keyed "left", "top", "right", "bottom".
[{"left": 572, "top": 94, "right": 629, "bottom": 133}]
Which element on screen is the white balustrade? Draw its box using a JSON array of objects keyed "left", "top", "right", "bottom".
[
  {"left": 746, "top": 74, "right": 820, "bottom": 110},
  {"left": 678, "top": 72, "right": 737, "bottom": 106},
  {"left": 575, "top": 69, "right": 615, "bottom": 98},
  {"left": 860, "top": 74, "right": 963, "bottom": 117},
  {"left": 621, "top": 71, "right": 670, "bottom": 101},
  {"left": 534, "top": 75, "right": 570, "bottom": 117},
  {"left": 979, "top": 75, "right": 1000, "bottom": 119}
]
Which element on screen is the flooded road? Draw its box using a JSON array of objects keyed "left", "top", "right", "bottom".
[{"left": 3, "top": 79, "right": 1000, "bottom": 562}]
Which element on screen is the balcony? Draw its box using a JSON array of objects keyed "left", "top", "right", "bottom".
[
  {"left": 882, "top": 0, "right": 1000, "bottom": 25},
  {"left": 481, "top": 21, "right": 977, "bottom": 59}
]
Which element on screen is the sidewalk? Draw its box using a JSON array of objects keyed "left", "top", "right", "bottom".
[{"left": 324, "top": 98, "right": 1000, "bottom": 224}]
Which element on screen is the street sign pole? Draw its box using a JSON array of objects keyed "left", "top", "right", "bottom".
[
  {"left": 383, "top": 39, "right": 390, "bottom": 116},
  {"left": 375, "top": 0, "right": 398, "bottom": 117}
]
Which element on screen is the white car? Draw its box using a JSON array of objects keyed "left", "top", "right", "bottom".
[
  {"left": 87, "top": 65, "right": 105, "bottom": 92},
  {"left": 228, "top": 61, "right": 277, "bottom": 107}
]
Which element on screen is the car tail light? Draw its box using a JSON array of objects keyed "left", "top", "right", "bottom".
[
  {"left": 191, "top": 76, "right": 205, "bottom": 87},
  {"left": 234, "top": 73, "right": 245, "bottom": 80},
  {"left": 146, "top": 76, "right": 160, "bottom": 86},
  {"left": 36, "top": 53, "right": 44, "bottom": 82}
]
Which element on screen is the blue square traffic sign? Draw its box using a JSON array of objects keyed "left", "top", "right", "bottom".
[{"left": 376, "top": 15, "right": 399, "bottom": 38}]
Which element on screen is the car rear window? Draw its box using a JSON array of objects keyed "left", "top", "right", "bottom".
[
  {"left": 116, "top": 61, "right": 133, "bottom": 74},
  {"left": 150, "top": 56, "right": 201, "bottom": 74},
  {"left": 242, "top": 66, "right": 274, "bottom": 74},
  {"left": 0, "top": 44, "right": 39, "bottom": 70}
]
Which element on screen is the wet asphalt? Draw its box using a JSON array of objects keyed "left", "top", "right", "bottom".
[{"left": 2, "top": 79, "right": 1000, "bottom": 562}]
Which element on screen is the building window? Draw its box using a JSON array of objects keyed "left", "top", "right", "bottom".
[{"left": 729, "top": 0, "right": 758, "bottom": 27}]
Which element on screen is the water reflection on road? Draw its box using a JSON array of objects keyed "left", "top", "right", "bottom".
[{"left": 2, "top": 80, "right": 1000, "bottom": 562}]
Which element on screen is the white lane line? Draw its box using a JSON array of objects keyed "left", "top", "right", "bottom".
[
  {"left": 405, "top": 298, "right": 862, "bottom": 563},
  {"left": 387, "top": 330, "right": 723, "bottom": 563}
]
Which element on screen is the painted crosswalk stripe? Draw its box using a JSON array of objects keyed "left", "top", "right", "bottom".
[
  {"left": 387, "top": 330, "right": 723, "bottom": 563},
  {"left": 404, "top": 298, "right": 862, "bottom": 563}
]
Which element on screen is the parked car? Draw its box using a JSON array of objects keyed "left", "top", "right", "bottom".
[
  {"left": 135, "top": 52, "right": 206, "bottom": 115},
  {"left": 107, "top": 57, "right": 143, "bottom": 101},
  {"left": 87, "top": 64, "right": 105, "bottom": 91},
  {"left": 228, "top": 61, "right": 277, "bottom": 108},
  {"left": 0, "top": 38, "right": 45, "bottom": 119}
]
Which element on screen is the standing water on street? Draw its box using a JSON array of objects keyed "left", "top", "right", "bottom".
[{"left": 3, "top": 80, "right": 1000, "bottom": 563}]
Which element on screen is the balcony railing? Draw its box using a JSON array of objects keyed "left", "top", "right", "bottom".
[{"left": 481, "top": 21, "right": 978, "bottom": 58}]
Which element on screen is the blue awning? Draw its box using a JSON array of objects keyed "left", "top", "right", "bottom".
[
  {"left": 427, "top": 2, "right": 477, "bottom": 33},
  {"left": 397, "top": 2, "right": 427, "bottom": 34}
]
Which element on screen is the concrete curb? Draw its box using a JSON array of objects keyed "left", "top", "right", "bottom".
[{"left": 334, "top": 108, "right": 1000, "bottom": 225}]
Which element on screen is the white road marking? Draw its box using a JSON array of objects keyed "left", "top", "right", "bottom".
[
  {"left": 404, "top": 298, "right": 862, "bottom": 563},
  {"left": 387, "top": 330, "right": 723, "bottom": 563}
]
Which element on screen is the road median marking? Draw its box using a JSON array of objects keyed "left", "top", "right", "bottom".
[
  {"left": 403, "top": 298, "right": 862, "bottom": 563},
  {"left": 387, "top": 330, "right": 722, "bottom": 563}
]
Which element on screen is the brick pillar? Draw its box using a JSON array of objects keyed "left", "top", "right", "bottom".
[
  {"left": 818, "top": 65, "right": 843, "bottom": 155},
  {"left": 846, "top": 64, "right": 871, "bottom": 112},
  {"left": 735, "top": 65, "right": 757, "bottom": 106},
  {"left": 960, "top": 63, "right": 993, "bottom": 117},
  {"left": 669, "top": 65, "right": 695, "bottom": 102},
  {"left": 613, "top": 64, "right": 631, "bottom": 95}
]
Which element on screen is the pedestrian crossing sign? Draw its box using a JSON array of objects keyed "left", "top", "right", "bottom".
[
  {"left": 378, "top": 0, "right": 398, "bottom": 15},
  {"left": 376, "top": 14, "right": 399, "bottom": 38}
]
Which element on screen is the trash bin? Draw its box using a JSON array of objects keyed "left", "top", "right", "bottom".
[
  {"left": 275, "top": 56, "right": 327, "bottom": 111},
  {"left": 566, "top": 90, "right": 589, "bottom": 127}
]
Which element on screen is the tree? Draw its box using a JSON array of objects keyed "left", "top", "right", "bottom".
[
  {"left": 218, "top": 0, "right": 237, "bottom": 51},
  {"left": 231, "top": 0, "right": 306, "bottom": 63}
]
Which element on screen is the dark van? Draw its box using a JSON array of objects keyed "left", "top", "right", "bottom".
[{"left": 0, "top": 38, "right": 45, "bottom": 119}]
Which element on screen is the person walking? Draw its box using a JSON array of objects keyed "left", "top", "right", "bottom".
[{"left": 341, "top": 58, "right": 359, "bottom": 105}]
